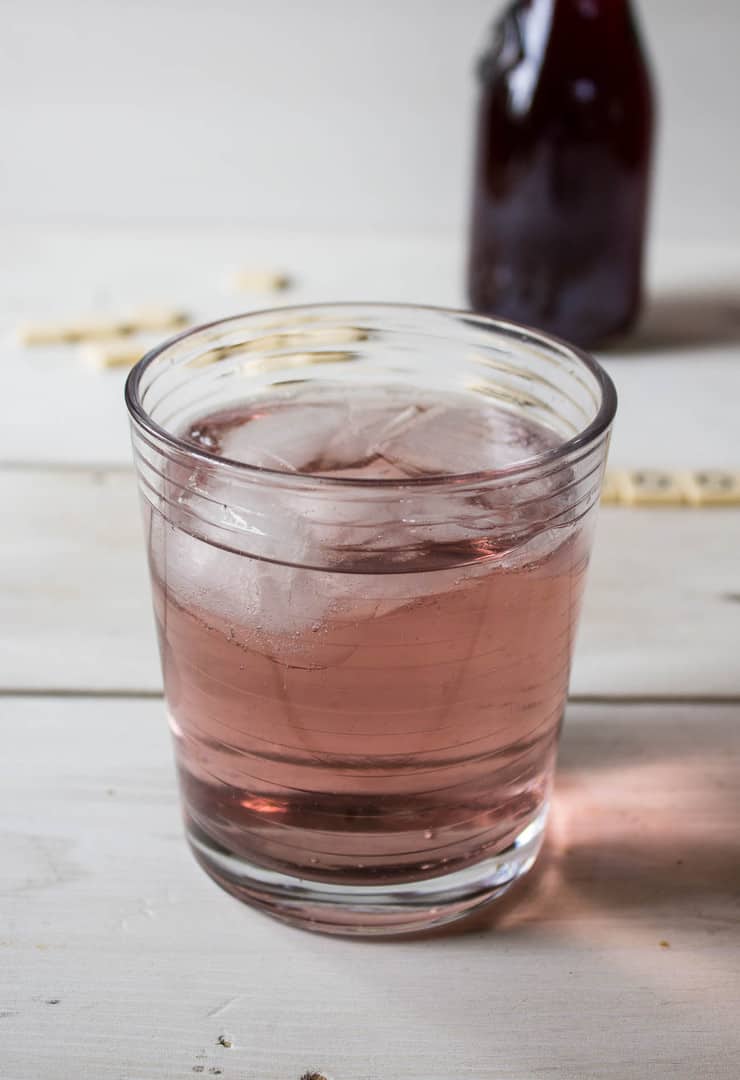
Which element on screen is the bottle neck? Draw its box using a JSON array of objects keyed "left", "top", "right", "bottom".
[
  {"left": 554, "top": 0, "right": 634, "bottom": 18},
  {"left": 558, "top": 0, "right": 632, "bottom": 10},
  {"left": 550, "top": 0, "right": 637, "bottom": 37}
]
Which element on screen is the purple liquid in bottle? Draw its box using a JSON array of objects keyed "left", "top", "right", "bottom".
[{"left": 468, "top": 0, "right": 655, "bottom": 347}]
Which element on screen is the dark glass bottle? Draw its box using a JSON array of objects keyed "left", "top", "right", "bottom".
[{"left": 468, "top": 0, "right": 654, "bottom": 348}]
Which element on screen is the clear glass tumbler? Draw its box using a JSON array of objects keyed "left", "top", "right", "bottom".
[{"left": 125, "top": 303, "right": 616, "bottom": 935}]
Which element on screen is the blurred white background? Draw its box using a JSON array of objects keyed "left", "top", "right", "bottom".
[{"left": 2, "top": 0, "right": 738, "bottom": 245}]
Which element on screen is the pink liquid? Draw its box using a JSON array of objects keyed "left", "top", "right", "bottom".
[{"left": 149, "top": 384, "right": 589, "bottom": 886}]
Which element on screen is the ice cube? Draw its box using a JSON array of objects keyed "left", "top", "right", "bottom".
[
  {"left": 375, "top": 400, "right": 555, "bottom": 476},
  {"left": 156, "top": 381, "right": 573, "bottom": 656},
  {"left": 189, "top": 399, "right": 347, "bottom": 472}
]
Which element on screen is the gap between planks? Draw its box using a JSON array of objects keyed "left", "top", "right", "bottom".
[
  {"left": 0, "top": 460, "right": 133, "bottom": 473},
  {"left": 1, "top": 687, "right": 739, "bottom": 706}
]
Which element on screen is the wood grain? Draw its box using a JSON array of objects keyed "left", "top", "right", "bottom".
[{"left": 1, "top": 696, "right": 738, "bottom": 1080}]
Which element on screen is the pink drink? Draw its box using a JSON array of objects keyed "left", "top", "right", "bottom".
[{"left": 148, "top": 384, "right": 590, "bottom": 891}]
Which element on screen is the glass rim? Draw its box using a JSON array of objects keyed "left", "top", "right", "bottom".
[{"left": 124, "top": 301, "right": 617, "bottom": 488}]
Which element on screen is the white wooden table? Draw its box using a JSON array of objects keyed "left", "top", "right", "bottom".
[{"left": 1, "top": 226, "right": 739, "bottom": 1080}]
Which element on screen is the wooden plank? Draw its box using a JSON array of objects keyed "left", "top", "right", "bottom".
[
  {"left": 1, "top": 466, "right": 161, "bottom": 694},
  {"left": 0, "top": 225, "right": 460, "bottom": 467},
  {"left": 0, "top": 696, "right": 738, "bottom": 1080},
  {"left": 1, "top": 225, "right": 739, "bottom": 469},
  {"left": 2, "top": 465, "right": 740, "bottom": 698},
  {"left": 576, "top": 504, "right": 740, "bottom": 697}
]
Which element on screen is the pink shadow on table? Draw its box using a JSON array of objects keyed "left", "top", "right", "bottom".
[{"left": 404, "top": 703, "right": 740, "bottom": 941}]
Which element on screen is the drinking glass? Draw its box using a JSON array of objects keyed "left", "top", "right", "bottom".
[{"left": 125, "top": 303, "right": 616, "bottom": 935}]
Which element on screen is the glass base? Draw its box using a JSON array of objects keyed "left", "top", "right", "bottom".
[{"left": 187, "top": 805, "right": 548, "bottom": 936}]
